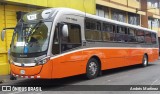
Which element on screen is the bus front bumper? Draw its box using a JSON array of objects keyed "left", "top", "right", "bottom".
[{"left": 10, "top": 61, "right": 52, "bottom": 79}]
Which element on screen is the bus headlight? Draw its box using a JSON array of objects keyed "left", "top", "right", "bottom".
[{"left": 38, "top": 56, "right": 50, "bottom": 65}]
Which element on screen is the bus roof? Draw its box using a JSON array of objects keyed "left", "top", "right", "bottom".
[{"left": 51, "top": 8, "right": 157, "bottom": 33}]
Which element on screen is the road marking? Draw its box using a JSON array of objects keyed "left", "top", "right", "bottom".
[
  {"left": 107, "top": 80, "right": 111, "bottom": 82},
  {"left": 150, "top": 79, "right": 159, "bottom": 86}
]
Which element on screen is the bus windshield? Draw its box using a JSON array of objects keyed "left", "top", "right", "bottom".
[{"left": 10, "top": 21, "right": 52, "bottom": 54}]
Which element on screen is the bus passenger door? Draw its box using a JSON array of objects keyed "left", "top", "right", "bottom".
[{"left": 52, "top": 15, "right": 85, "bottom": 78}]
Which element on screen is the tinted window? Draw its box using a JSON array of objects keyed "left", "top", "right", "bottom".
[
  {"left": 97, "top": 22, "right": 101, "bottom": 31},
  {"left": 85, "top": 19, "right": 101, "bottom": 41},
  {"left": 103, "top": 23, "right": 113, "bottom": 32},
  {"left": 151, "top": 33, "right": 157, "bottom": 44},
  {"left": 86, "top": 21, "right": 96, "bottom": 30},
  {"left": 52, "top": 27, "right": 60, "bottom": 55},
  {"left": 145, "top": 31, "right": 152, "bottom": 43},
  {"left": 136, "top": 30, "right": 144, "bottom": 43},
  {"left": 114, "top": 26, "right": 128, "bottom": 42},
  {"left": 117, "top": 26, "right": 125, "bottom": 34},
  {"left": 128, "top": 28, "right": 137, "bottom": 42},
  {"left": 102, "top": 23, "right": 114, "bottom": 41},
  {"left": 61, "top": 24, "right": 81, "bottom": 52}
]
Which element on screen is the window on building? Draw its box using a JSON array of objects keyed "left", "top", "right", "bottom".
[
  {"left": 102, "top": 23, "right": 114, "bottom": 41},
  {"left": 147, "top": 0, "right": 158, "bottom": 8},
  {"left": 96, "top": 6, "right": 109, "bottom": 18},
  {"left": 85, "top": 19, "right": 102, "bottom": 41},
  {"left": 145, "top": 31, "right": 152, "bottom": 43},
  {"left": 111, "top": 9, "right": 126, "bottom": 22},
  {"left": 148, "top": 18, "right": 159, "bottom": 30},
  {"left": 128, "top": 13, "right": 140, "bottom": 25}
]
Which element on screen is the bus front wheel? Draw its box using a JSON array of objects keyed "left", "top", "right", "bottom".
[
  {"left": 10, "top": 74, "right": 17, "bottom": 80},
  {"left": 142, "top": 54, "right": 148, "bottom": 67},
  {"left": 86, "top": 58, "right": 100, "bottom": 79}
]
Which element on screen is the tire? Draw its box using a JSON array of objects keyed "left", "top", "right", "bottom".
[
  {"left": 86, "top": 58, "right": 100, "bottom": 79},
  {"left": 142, "top": 55, "right": 148, "bottom": 67},
  {"left": 10, "top": 74, "right": 17, "bottom": 80}
]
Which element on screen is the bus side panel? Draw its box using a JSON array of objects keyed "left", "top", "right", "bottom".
[
  {"left": 38, "top": 60, "right": 53, "bottom": 78},
  {"left": 52, "top": 48, "right": 106, "bottom": 78},
  {"left": 100, "top": 49, "right": 127, "bottom": 70},
  {"left": 126, "top": 48, "right": 158, "bottom": 65},
  {"left": 51, "top": 48, "right": 158, "bottom": 78},
  {"left": 154, "top": 49, "right": 159, "bottom": 61},
  {"left": 125, "top": 49, "right": 138, "bottom": 66},
  {"left": 127, "top": 49, "right": 144, "bottom": 65},
  {"left": 148, "top": 49, "right": 159, "bottom": 62},
  {"left": 146, "top": 48, "right": 153, "bottom": 62},
  {"left": 52, "top": 51, "right": 86, "bottom": 78}
]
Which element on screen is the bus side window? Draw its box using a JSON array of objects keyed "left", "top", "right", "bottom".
[
  {"left": 61, "top": 23, "right": 81, "bottom": 52},
  {"left": 85, "top": 19, "right": 101, "bottom": 41},
  {"left": 102, "top": 23, "right": 114, "bottom": 41},
  {"left": 136, "top": 30, "right": 145, "bottom": 43},
  {"left": 115, "top": 26, "right": 126, "bottom": 42},
  {"left": 151, "top": 33, "right": 157, "bottom": 44},
  {"left": 52, "top": 27, "right": 60, "bottom": 55},
  {"left": 128, "top": 28, "right": 137, "bottom": 42},
  {"left": 145, "top": 31, "right": 152, "bottom": 44}
]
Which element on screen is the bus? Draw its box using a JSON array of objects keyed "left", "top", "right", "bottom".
[{"left": 1, "top": 8, "right": 159, "bottom": 80}]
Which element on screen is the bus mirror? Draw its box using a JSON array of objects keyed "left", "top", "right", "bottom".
[
  {"left": 1, "top": 27, "right": 14, "bottom": 41},
  {"left": 62, "top": 25, "right": 69, "bottom": 37},
  {"left": 1, "top": 29, "right": 6, "bottom": 41}
]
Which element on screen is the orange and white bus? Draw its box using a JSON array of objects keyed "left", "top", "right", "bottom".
[{"left": 1, "top": 8, "right": 159, "bottom": 79}]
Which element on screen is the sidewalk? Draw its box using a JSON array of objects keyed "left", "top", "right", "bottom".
[{"left": 0, "top": 75, "right": 10, "bottom": 84}]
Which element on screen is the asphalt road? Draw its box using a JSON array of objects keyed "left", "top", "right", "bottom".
[{"left": 1, "top": 59, "right": 160, "bottom": 94}]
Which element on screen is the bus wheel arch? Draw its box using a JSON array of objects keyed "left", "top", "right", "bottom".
[
  {"left": 142, "top": 53, "right": 148, "bottom": 67},
  {"left": 86, "top": 55, "right": 102, "bottom": 79}
]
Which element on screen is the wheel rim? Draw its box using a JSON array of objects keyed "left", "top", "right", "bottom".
[
  {"left": 88, "top": 62, "right": 97, "bottom": 76},
  {"left": 143, "top": 56, "right": 147, "bottom": 66}
]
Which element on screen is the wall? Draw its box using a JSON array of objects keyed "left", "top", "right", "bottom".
[
  {"left": 128, "top": 0, "right": 141, "bottom": 9},
  {"left": 4, "top": 0, "right": 48, "bottom": 7},
  {"left": 96, "top": 0, "right": 145, "bottom": 15},
  {"left": 110, "top": 0, "right": 127, "bottom": 5},
  {"left": 0, "top": 4, "right": 8, "bottom": 75},
  {"left": 147, "top": 0, "right": 160, "bottom": 33},
  {"left": 5, "top": 0, "right": 96, "bottom": 14}
]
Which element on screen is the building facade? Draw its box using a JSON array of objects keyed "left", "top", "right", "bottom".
[{"left": 0, "top": 0, "right": 160, "bottom": 75}]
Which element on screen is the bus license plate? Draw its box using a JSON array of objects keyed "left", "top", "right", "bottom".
[{"left": 20, "top": 70, "right": 25, "bottom": 74}]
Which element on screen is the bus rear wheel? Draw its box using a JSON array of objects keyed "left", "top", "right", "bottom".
[
  {"left": 86, "top": 58, "right": 100, "bottom": 79},
  {"left": 142, "top": 54, "right": 148, "bottom": 67}
]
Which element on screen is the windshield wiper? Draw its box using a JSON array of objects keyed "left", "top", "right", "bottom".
[{"left": 27, "top": 20, "right": 43, "bottom": 37}]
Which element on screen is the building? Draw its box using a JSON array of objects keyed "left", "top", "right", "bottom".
[
  {"left": 96, "top": 0, "right": 160, "bottom": 35},
  {"left": 0, "top": 0, "right": 159, "bottom": 75}
]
